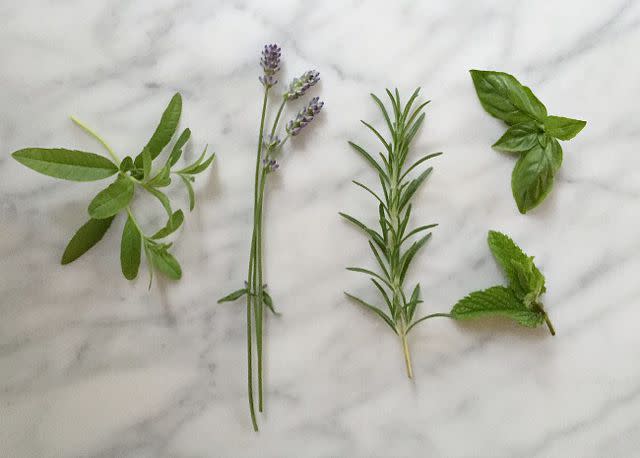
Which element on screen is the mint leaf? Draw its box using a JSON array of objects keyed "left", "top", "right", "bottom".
[
  {"left": 12, "top": 148, "right": 118, "bottom": 181},
  {"left": 470, "top": 70, "right": 547, "bottom": 124},
  {"left": 451, "top": 286, "right": 545, "bottom": 327},
  {"left": 120, "top": 214, "right": 142, "bottom": 280},
  {"left": 61, "top": 216, "right": 115, "bottom": 264},
  {"left": 487, "top": 230, "right": 545, "bottom": 297},
  {"left": 88, "top": 175, "right": 135, "bottom": 219},
  {"left": 492, "top": 122, "right": 541, "bottom": 153},
  {"left": 544, "top": 115, "right": 586, "bottom": 141},
  {"left": 151, "top": 210, "right": 184, "bottom": 239}
]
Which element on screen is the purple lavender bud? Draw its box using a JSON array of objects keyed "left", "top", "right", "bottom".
[
  {"left": 262, "top": 134, "right": 281, "bottom": 150},
  {"left": 285, "top": 70, "right": 320, "bottom": 100},
  {"left": 262, "top": 157, "right": 279, "bottom": 173},
  {"left": 259, "top": 43, "right": 281, "bottom": 88},
  {"left": 286, "top": 97, "right": 324, "bottom": 136}
]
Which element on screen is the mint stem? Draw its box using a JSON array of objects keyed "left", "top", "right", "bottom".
[{"left": 544, "top": 313, "right": 556, "bottom": 336}]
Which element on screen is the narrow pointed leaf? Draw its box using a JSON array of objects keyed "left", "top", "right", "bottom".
[
  {"left": 88, "top": 176, "right": 134, "bottom": 219},
  {"left": 168, "top": 128, "right": 191, "bottom": 167},
  {"left": 345, "top": 292, "right": 397, "bottom": 334},
  {"left": 61, "top": 216, "right": 115, "bottom": 264},
  {"left": 12, "top": 148, "right": 118, "bottom": 181},
  {"left": 218, "top": 288, "right": 248, "bottom": 303},
  {"left": 120, "top": 214, "right": 141, "bottom": 280},
  {"left": 151, "top": 210, "right": 184, "bottom": 239},
  {"left": 145, "top": 92, "right": 182, "bottom": 159}
]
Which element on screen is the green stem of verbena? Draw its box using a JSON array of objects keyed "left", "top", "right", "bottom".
[{"left": 245, "top": 88, "right": 269, "bottom": 432}]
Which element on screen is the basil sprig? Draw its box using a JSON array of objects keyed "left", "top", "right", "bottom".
[
  {"left": 11, "top": 93, "right": 214, "bottom": 285},
  {"left": 470, "top": 70, "right": 586, "bottom": 213}
]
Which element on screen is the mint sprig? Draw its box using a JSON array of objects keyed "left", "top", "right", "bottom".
[
  {"left": 451, "top": 230, "right": 555, "bottom": 335},
  {"left": 470, "top": 70, "right": 586, "bottom": 214},
  {"left": 11, "top": 93, "right": 214, "bottom": 286}
]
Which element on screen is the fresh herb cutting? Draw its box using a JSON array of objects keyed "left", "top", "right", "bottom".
[
  {"left": 470, "top": 70, "right": 586, "bottom": 213},
  {"left": 218, "top": 44, "right": 324, "bottom": 431},
  {"left": 11, "top": 93, "right": 214, "bottom": 286}
]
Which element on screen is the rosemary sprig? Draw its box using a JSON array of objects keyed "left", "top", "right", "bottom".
[
  {"left": 219, "top": 44, "right": 323, "bottom": 431},
  {"left": 342, "top": 88, "right": 447, "bottom": 377}
]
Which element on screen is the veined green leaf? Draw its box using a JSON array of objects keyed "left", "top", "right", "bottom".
[
  {"left": 544, "top": 116, "right": 586, "bottom": 141},
  {"left": 450, "top": 286, "right": 545, "bottom": 328},
  {"left": 61, "top": 216, "right": 115, "bottom": 264},
  {"left": 511, "top": 140, "right": 558, "bottom": 214},
  {"left": 470, "top": 70, "right": 547, "bottom": 124},
  {"left": 120, "top": 213, "right": 142, "bottom": 280},
  {"left": 151, "top": 210, "right": 184, "bottom": 239},
  {"left": 120, "top": 156, "right": 134, "bottom": 173},
  {"left": 88, "top": 175, "right": 134, "bottom": 219},
  {"left": 147, "top": 166, "right": 171, "bottom": 188},
  {"left": 345, "top": 292, "right": 397, "bottom": 334},
  {"left": 141, "top": 147, "right": 152, "bottom": 180},
  {"left": 147, "top": 243, "right": 182, "bottom": 279},
  {"left": 492, "top": 122, "right": 541, "bottom": 153},
  {"left": 168, "top": 128, "right": 191, "bottom": 167},
  {"left": 12, "top": 148, "right": 118, "bottom": 181},
  {"left": 487, "top": 230, "right": 545, "bottom": 295},
  {"left": 218, "top": 288, "right": 248, "bottom": 303},
  {"left": 145, "top": 92, "right": 182, "bottom": 159}
]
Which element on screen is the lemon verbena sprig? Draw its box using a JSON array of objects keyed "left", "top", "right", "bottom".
[{"left": 218, "top": 44, "right": 324, "bottom": 431}]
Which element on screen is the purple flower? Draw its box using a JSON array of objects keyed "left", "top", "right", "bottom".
[
  {"left": 259, "top": 44, "right": 281, "bottom": 88},
  {"left": 285, "top": 70, "right": 320, "bottom": 100},
  {"left": 262, "top": 157, "right": 279, "bottom": 173},
  {"left": 286, "top": 97, "right": 324, "bottom": 136}
]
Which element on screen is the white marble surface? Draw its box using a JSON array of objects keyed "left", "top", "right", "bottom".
[{"left": 1, "top": 0, "right": 640, "bottom": 456}]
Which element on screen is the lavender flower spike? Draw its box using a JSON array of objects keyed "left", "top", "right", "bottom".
[
  {"left": 286, "top": 97, "right": 324, "bottom": 136},
  {"left": 285, "top": 70, "right": 320, "bottom": 100},
  {"left": 259, "top": 43, "right": 281, "bottom": 88}
]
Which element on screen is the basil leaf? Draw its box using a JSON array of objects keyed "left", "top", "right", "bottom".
[
  {"left": 120, "top": 214, "right": 142, "bottom": 280},
  {"left": 510, "top": 141, "right": 557, "bottom": 214},
  {"left": 151, "top": 210, "right": 184, "bottom": 239},
  {"left": 470, "top": 70, "right": 547, "bottom": 124},
  {"left": 61, "top": 216, "right": 115, "bottom": 264},
  {"left": 450, "top": 286, "right": 545, "bottom": 328},
  {"left": 12, "top": 148, "right": 118, "bottom": 181},
  {"left": 168, "top": 128, "right": 191, "bottom": 167},
  {"left": 88, "top": 175, "right": 135, "bottom": 219},
  {"left": 492, "top": 122, "right": 541, "bottom": 153},
  {"left": 145, "top": 92, "right": 182, "bottom": 159},
  {"left": 147, "top": 244, "right": 182, "bottom": 279},
  {"left": 544, "top": 115, "right": 586, "bottom": 141}
]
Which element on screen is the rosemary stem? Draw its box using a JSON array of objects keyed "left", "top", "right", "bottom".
[
  {"left": 69, "top": 116, "right": 121, "bottom": 164},
  {"left": 401, "top": 331, "right": 413, "bottom": 379}
]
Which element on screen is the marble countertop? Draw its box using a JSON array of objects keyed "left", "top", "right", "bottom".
[{"left": 2, "top": 1, "right": 639, "bottom": 457}]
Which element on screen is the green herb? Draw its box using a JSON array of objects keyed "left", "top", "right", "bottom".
[
  {"left": 218, "top": 44, "right": 324, "bottom": 431},
  {"left": 342, "top": 88, "right": 452, "bottom": 378},
  {"left": 450, "top": 230, "right": 555, "bottom": 335},
  {"left": 11, "top": 93, "right": 214, "bottom": 285},
  {"left": 470, "top": 70, "right": 586, "bottom": 213}
]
